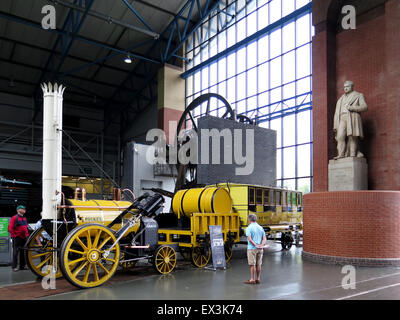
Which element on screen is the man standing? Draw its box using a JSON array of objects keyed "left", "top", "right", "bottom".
[
  {"left": 333, "top": 80, "right": 368, "bottom": 159},
  {"left": 244, "top": 214, "right": 266, "bottom": 285},
  {"left": 8, "top": 205, "right": 29, "bottom": 271}
]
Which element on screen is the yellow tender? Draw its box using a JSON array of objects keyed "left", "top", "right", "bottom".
[
  {"left": 159, "top": 186, "right": 241, "bottom": 267},
  {"left": 206, "top": 183, "right": 303, "bottom": 232}
]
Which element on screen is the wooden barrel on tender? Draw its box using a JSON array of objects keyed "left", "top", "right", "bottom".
[{"left": 172, "top": 187, "right": 232, "bottom": 217}]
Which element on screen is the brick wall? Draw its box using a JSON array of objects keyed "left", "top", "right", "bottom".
[
  {"left": 312, "top": 0, "right": 400, "bottom": 191},
  {"left": 303, "top": 191, "right": 400, "bottom": 259}
]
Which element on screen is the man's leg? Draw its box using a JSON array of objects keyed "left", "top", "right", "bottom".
[
  {"left": 256, "top": 265, "right": 261, "bottom": 282},
  {"left": 250, "top": 265, "right": 256, "bottom": 281},
  {"left": 348, "top": 136, "right": 358, "bottom": 157},
  {"left": 11, "top": 238, "right": 18, "bottom": 270},
  {"left": 246, "top": 250, "right": 256, "bottom": 283},
  {"left": 255, "top": 250, "right": 263, "bottom": 283},
  {"left": 18, "top": 238, "right": 26, "bottom": 269},
  {"left": 335, "top": 120, "right": 347, "bottom": 159}
]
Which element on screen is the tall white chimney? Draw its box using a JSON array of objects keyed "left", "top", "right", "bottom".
[{"left": 41, "top": 83, "right": 65, "bottom": 221}]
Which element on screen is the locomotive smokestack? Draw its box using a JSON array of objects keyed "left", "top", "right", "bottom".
[{"left": 41, "top": 82, "right": 65, "bottom": 221}]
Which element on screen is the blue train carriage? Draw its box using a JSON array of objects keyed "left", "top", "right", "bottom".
[{"left": 209, "top": 183, "right": 303, "bottom": 250}]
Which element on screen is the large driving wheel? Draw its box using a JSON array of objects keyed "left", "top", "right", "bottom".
[
  {"left": 25, "top": 227, "right": 63, "bottom": 279},
  {"left": 153, "top": 245, "right": 176, "bottom": 275},
  {"left": 177, "top": 93, "right": 235, "bottom": 135},
  {"left": 175, "top": 93, "right": 235, "bottom": 190},
  {"left": 60, "top": 224, "right": 120, "bottom": 289},
  {"left": 191, "top": 245, "right": 211, "bottom": 268}
]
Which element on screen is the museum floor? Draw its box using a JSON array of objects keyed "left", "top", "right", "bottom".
[{"left": 1, "top": 242, "right": 400, "bottom": 300}]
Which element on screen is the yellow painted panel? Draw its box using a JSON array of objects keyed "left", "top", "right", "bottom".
[{"left": 69, "top": 199, "right": 139, "bottom": 234}]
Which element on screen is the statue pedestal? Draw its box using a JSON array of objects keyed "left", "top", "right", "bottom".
[{"left": 328, "top": 157, "right": 368, "bottom": 191}]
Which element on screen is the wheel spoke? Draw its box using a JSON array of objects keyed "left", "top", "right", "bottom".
[
  {"left": 86, "top": 230, "right": 92, "bottom": 249},
  {"left": 31, "top": 252, "right": 51, "bottom": 259},
  {"left": 83, "top": 264, "right": 91, "bottom": 283},
  {"left": 104, "top": 258, "right": 116, "bottom": 263},
  {"left": 188, "top": 112, "right": 198, "bottom": 132},
  {"left": 98, "top": 236, "right": 112, "bottom": 250},
  {"left": 96, "top": 261, "right": 110, "bottom": 274},
  {"left": 75, "top": 237, "right": 88, "bottom": 251},
  {"left": 73, "top": 261, "right": 88, "bottom": 278},
  {"left": 92, "top": 230, "right": 102, "bottom": 248},
  {"left": 68, "top": 249, "right": 85, "bottom": 255},
  {"left": 68, "top": 256, "right": 86, "bottom": 267},
  {"left": 37, "top": 255, "right": 52, "bottom": 269},
  {"left": 156, "top": 259, "right": 164, "bottom": 267},
  {"left": 92, "top": 264, "right": 99, "bottom": 282}
]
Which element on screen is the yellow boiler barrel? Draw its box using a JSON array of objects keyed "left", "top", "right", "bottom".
[
  {"left": 172, "top": 187, "right": 232, "bottom": 218},
  {"left": 67, "top": 199, "right": 140, "bottom": 234}
]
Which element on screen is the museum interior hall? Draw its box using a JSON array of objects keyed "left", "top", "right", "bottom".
[{"left": 0, "top": 0, "right": 399, "bottom": 306}]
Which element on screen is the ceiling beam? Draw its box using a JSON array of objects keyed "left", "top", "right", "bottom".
[
  {"left": 0, "top": 11, "right": 161, "bottom": 64},
  {"left": 51, "top": 0, "right": 96, "bottom": 82},
  {"left": 0, "top": 36, "right": 145, "bottom": 78},
  {"left": 103, "top": 0, "right": 224, "bottom": 132},
  {"left": 132, "top": 0, "right": 197, "bottom": 24},
  {"left": 0, "top": 57, "right": 137, "bottom": 93},
  {"left": 48, "top": 0, "right": 159, "bottom": 38}
]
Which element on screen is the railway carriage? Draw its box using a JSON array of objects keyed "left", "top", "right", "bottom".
[{"left": 213, "top": 183, "right": 303, "bottom": 249}]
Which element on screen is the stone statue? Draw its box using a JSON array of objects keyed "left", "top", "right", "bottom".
[{"left": 333, "top": 81, "right": 368, "bottom": 159}]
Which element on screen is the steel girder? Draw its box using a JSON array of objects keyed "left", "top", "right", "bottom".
[{"left": 103, "top": 0, "right": 224, "bottom": 132}]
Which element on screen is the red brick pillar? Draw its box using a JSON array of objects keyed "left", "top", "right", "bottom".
[
  {"left": 157, "top": 64, "right": 185, "bottom": 144},
  {"left": 385, "top": 0, "right": 400, "bottom": 189},
  {"left": 312, "top": 24, "right": 337, "bottom": 192},
  {"left": 302, "top": 191, "right": 400, "bottom": 266}
]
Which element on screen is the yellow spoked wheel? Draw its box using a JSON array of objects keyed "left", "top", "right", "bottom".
[
  {"left": 153, "top": 246, "right": 177, "bottom": 275},
  {"left": 60, "top": 224, "right": 120, "bottom": 289},
  {"left": 25, "top": 227, "right": 63, "bottom": 279},
  {"left": 191, "top": 246, "right": 211, "bottom": 268},
  {"left": 224, "top": 243, "right": 233, "bottom": 263}
]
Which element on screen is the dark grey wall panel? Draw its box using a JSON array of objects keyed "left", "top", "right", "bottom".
[{"left": 197, "top": 116, "right": 276, "bottom": 187}]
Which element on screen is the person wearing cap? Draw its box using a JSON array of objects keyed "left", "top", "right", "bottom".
[{"left": 8, "top": 205, "right": 29, "bottom": 271}]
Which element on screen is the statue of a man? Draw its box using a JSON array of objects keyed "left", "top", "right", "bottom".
[{"left": 333, "top": 81, "right": 368, "bottom": 159}]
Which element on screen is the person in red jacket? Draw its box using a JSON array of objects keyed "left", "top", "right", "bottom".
[{"left": 8, "top": 205, "right": 29, "bottom": 271}]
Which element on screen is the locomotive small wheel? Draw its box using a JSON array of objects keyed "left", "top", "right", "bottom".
[
  {"left": 224, "top": 243, "right": 233, "bottom": 263},
  {"left": 25, "top": 227, "right": 63, "bottom": 279},
  {"left": 179, "top": 247, "right": 191, "bottom": 261},
  {"left": 60, "top": 224, "right": 120, "bottom": 289},
  {"left": 153, "top": 246, "right": 177, "bottom": 275},
  {"left": 191, "top": 246, "right": 211, "bottom": 268}
]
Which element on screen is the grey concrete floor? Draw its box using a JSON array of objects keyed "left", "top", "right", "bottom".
[
  {"left": 0, "top": 267, "right": 36, "bottom": 287},
  {"left": 29, "top": 242, "right": 400, "bottom": 300}
]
